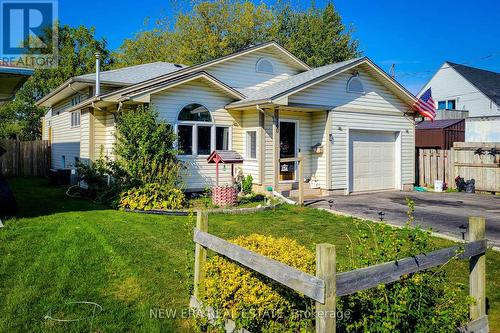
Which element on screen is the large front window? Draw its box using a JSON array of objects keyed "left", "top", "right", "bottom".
[{"left": 176, "top": 103, "right": 230, "bottom": 156}]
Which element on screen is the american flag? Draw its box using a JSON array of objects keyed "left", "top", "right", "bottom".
[{"left": 414, "top": 88, "right": 436, "bottom": 120}]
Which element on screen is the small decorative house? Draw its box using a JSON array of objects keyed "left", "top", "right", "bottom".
[{"left": 207, "top": 150, "right": 244, "bottom": 206}]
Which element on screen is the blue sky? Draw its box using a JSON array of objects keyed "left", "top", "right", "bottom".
[{"left": 58, "top": 0, "right": 500, "bottom": 94}]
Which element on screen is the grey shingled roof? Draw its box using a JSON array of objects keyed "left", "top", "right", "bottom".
[
  {"left": 416, "top": 119, "right": 464, "bottom": 129},
  {"left": 76, "top": 62, "right": 185, "bottom": 85},
  {"left": 233, "top": 57, "right": 365, "bottom": 105},
  {"left": 447, "top": 62, "right": 500, "bottom": 106}
]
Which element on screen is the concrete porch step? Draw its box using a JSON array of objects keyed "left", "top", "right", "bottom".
[{"left": 277, "top": 182, "right": 322, "bottom": 199}]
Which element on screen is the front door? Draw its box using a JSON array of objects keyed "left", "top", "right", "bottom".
[{"left": 279, "top": 121, "right": 297, "bottom": 181}]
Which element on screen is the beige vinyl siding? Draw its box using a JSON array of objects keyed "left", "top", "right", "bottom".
[
  {"left": 289, "top": 64, "right": 408, "bottom": 113},
  {"left": 151, "top": 79, "right": 239, "bottom": 190},
  {"left": 104, "top": 113, "right": 115, "bottom": 157},
  {"left": 286, "top": 64, "right": 414, "bottom": 191},
  {"left": 49, "top": 98, "right": 81, "bottom": 169},
  {"left": 311, "top": 111, "right": 328, "bottom": 188},
  {"left": 263, "top": 113, "right": 274, "bottom": 184},
  {"left": 79, "top": 110, "right": 90, "bottom": 159},
  {"left": 330, "top": 111, "right": 414, "bottom": 190},
  {"left": 240, "top": 109, "right": 260, "bottom": 183},
  {"left": 93, "top": 110, "right": 107, "bottom": 158},
  {"left": 206, "top": 49, "right": 303, "bottom": 90},
  {"left": 42, "top": 110, "right": 51, "bottom": 140}
]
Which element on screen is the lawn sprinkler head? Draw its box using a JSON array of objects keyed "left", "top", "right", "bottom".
[
  {"left": 378, "top": 211, "right": 385, "bottom": 222},
  {"left": 459, "top": 224, "right": 467, "bottom": 240}
]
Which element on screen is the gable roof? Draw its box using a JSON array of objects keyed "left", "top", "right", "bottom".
[
  {"left": 121, "top": 71, "right": 246, "bottom": 102},
  {"left": 37, "top": 61, "right": 185, "bottom": 107},
  {"left": 75, "top": 62, "right": 186, "bottom": 85},
  {"left": 237, "top": 58, "right": 364, "bottom": 102},
  {"left": 416, "top": 118, "right": 464, "bottom": 129},
  {"left": 100, "top": 41, "right": 310, "bottom": 102},
  {"left": 446, "top": 61, "right": 500, "bottom": 107},
  {"left": 228, "top": 57, "right": 416, "bottom": 108}
]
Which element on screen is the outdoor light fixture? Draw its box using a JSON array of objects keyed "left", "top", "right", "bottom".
[
  {"left": 459, "top": 224, "right": 468, "bottom": 240},
  {"left": 378, "top": 211, "right": 385, "bottom": 222}
]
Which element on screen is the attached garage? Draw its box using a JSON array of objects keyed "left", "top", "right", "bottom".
[{"left": 349, "top": 130, "right": 399, "bottom": 192}]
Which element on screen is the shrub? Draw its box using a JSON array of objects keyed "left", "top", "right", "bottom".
[
  {"left": 119, "top": 183, "right": 185, "bottom": 210},
  {"left": 199, "top": 200, "right": 472, "bottom": 332},
  {"left": 337, "top": 202, "right": 472, "bottom": 333},
  {"left": 201, "top": 234, "right": 315, "bottom": 332},
  {"left": 241, "top": 174, "right": 253, "bottom": 194},
  {"left": 113, "top": 104, "right": 185, "bottom": 191}
]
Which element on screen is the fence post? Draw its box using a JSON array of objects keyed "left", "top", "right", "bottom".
[
  {"left": 194, "top": 211, "right": 208, "bottom": 300},
  {"left": 469, "top": 217, "right": 486, "bottom": 321},
  {"left": 316, "top": 243, "right": 336, "bottom": 333}
]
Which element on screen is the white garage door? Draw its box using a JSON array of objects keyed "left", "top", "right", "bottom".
[{"left": 350, "top": 131, "right": 396, "bottom": 192}]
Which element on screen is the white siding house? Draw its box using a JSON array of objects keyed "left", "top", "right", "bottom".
[
  {"left": 419, "top": 62, "right": 500, "bottom": 142},
  {"left": 420, "top": 62, "right": 499, "bottom": 117},
  {"left": 38, "top": 42, "right": 417, "bottom": 194}
]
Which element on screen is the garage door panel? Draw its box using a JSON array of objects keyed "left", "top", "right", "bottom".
[{"left": 350, "top": 131, "right": 396, "bottom": 192}]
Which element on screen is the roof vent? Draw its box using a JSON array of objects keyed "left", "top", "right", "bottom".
[{"left": 95, "top": 52, "right": 101, "bottom": 96}]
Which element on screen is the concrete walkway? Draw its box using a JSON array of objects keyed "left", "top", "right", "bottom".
[{"left": 308, "top": 191, "right": 500, "bottom": 247}]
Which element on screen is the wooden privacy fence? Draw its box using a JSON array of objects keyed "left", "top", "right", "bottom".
[
  {"left": 417, "top": 148, "right": 452, "bottom": 188},
  {"left": 0, "top": 140, "right": 50, "bottom": 177},
  {"left": 417, "top": 142, "right": 500, "bottom": 192},
  {"left": 192, "top": 212, "right": 488, "bottom": 333}
]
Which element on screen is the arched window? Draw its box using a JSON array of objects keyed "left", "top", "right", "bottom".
[
  {"left": 176, "top": 103, "right": 230, "bottom": 156},
  {"left": 347, "top": 76, "right": 365, "bottom": 93},
  {"left": 256, "top": 58, "right": 274, "bottom": 74}
]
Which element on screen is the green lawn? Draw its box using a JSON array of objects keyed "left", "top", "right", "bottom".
[{"left": 1, "top": 178, "right": 499, "bottom": 332}]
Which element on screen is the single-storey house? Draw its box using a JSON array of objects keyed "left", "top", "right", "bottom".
[{"left": 38, "top": 41, "right": 417, "bottom": 195}]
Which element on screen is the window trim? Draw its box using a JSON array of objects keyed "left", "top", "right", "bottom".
[
  {"left": 175, "top": 104, "right": 232, "bottom": 157},
  {"left": 215, "top": 125, "right": 231, "bottom": 151},
  {"left": 255, "top": 57, "right": 275, "bottom": 74},
  {"left": 244, "top": 129, "right": 258, "bottom": 161},
  {"left": 346, "top": 76, "right": 365, "bottom": 94},
  {"left": 437, "top": 99, "right": 457, "bottom": 110},
  {"left": 70, "top": 110, "right": 81, "bottom": 128}
]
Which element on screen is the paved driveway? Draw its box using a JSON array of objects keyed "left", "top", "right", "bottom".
[{"left": 308, "top": 191, "right": 500, "bottom": 247}]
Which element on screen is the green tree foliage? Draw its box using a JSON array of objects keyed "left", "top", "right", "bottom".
[
  {"left": 114, "top": 0, "right": 359, "bottom": 68},
  {"left": 274, "top": 2, "right": 360, "bottom": 67},
  {"left": 0, "top": 24, "right": 112, "bottom": 140}
]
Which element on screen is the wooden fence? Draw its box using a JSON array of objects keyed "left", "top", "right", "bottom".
[
  {"left": 192, "top": 212, "right": 488, "bottom": 333},
  {"left": 0, "top": 140, "right": 50, "bottom": 177},
  {"left": 417, "top": 142, "right": 500, "bottom": 192}
]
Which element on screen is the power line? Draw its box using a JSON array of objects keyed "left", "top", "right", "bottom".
[{"left": 389, "top": 51, "right": 500, "bottom": 79}]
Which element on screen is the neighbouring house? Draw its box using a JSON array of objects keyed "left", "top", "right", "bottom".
[
  {"left": 415, "top": 119, "right": 465, "bottom": 150},
  {"left": 0, "top": 65, "right": 34, "bottom": 105},
  {"left": 37, "top": 41, "right": 417, "bottom": 195},
  {"left": 418, "top": 62, "right": 500, "bottom": 142}
]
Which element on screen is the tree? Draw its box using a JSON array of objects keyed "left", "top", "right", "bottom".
[
  {"left": 115, "top": 0, "right": 274, "bottom": 67},
  {"left": 114, "top": 1, "right": 360, "bottom": 68},
  {"left": 274, "top": 2, "right": 360, "bottom": 67},
  {"left": 0, "top": 24, "right": 112, "bottom": 140}
]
